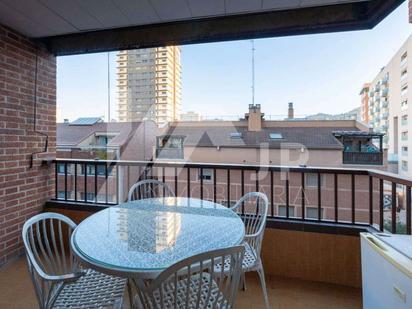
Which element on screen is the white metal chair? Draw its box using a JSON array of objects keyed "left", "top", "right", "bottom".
[
  {"left": 127, "top": 178, "right": 175, "bottom": 201},
  {"left": 134, "top": 245, "right": 245, "bottom": 309},
  {"left": 22, "top": 212, "right": 127, "bottom": 309},
  {"left": 215, "top": 192, "right": 270, "bottom": 309}
]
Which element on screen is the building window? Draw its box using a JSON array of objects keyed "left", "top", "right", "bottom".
[
  {"left": 306, "top": 207, "right": 324, "bottom": 219},
  {"left": 402, "top": 160, "right": 408, "bottom": 171},
  {"left": 305, "top": 173, "right": 324, "bottom": 187},
  {"left": 269, "top": 133, "right": 283, "bottom": 140},
  {"left": 230, "top": 132, "right": 242, "bottom": 139},
  {"left": 57, "top": 163, "right": 66, "bottom": 175},
  {"left": 278, "top": 205, "right": 295, "bottom": 217},
  {"left": 80, "top": 192, "right": 95, "bottom": 202},
  {"left": 198, "top": 169, "right": 213, "bottom": 182},
  {"left": 401, "top": 100, "right": 408, "bottom": 111},
  {"left": 401, "top": 85, "right": 408, "bottom": 96},
  {"left": 80, "top": 164, "right": 113, "bottom": 176},
  {"left": 402, "top": 146, "right": 408, "bottom": 156},
  {"left": 402, "top": 114, "right": 408, "bottom": 126},
  {"left": 401, "top": 69, "right": 408, "bottom": 81},
  {"left": 401, "top": 131, "right": 408, "bottom": 141},
  {"left": 401, "top": 52, "right": 408, "bottom": 66},
  {"left": 57, "top": 191, "right": 66, "bottom": 199}
]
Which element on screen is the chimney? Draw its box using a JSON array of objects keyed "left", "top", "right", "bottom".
[
  {"left": 288, "top": 102, "right": 294, "bottom": 119},
  {"left": 246, "top": 104, "right": 263, "bottom": 131}
]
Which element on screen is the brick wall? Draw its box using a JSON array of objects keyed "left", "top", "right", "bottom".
[{"left": 0, "top": 25, "right": 56, "bottom": 265}]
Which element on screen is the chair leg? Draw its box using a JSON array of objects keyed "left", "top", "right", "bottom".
[
  {"left": 241, "top": 272, "right": 247, "bottom": 291},
  {"left": 257, "top": 267, "right": 270, "bottom": 309},
  {"left": 127, "top": 279, "right": 134, "bottom": 308}
]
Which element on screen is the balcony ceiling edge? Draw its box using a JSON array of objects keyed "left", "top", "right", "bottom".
[{"left": 41, "top": 0, "right": 404, "bottom": 56}]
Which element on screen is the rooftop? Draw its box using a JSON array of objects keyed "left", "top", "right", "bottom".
[
  {"left": 57, "top": 121, "right": 155, "bottom": 147},
  {"left": 163, "top": 125, "right": 360, "bottom": 150}
]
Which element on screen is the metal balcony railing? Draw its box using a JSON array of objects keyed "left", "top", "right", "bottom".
[
  {"left": 342, "top": 151, "right": 383, "bottom": 165},
  {"left": 49, "top": 158, "right": 412, "bottom": 235}
]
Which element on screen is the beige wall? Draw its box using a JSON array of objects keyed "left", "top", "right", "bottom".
[{"left": 184, "top": 146, "right": 343, "bottom": 167}]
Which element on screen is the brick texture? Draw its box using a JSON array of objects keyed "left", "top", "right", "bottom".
[{"left": 0, "top": 25, "right": 56, "bottom": 265}]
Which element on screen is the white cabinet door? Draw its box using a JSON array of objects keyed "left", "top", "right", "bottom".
[{"left": 361, "top": 235, "right": 412, "bottom": 309}]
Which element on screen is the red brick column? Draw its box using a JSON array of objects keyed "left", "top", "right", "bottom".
[{"left": 0, "top": 25, "right": 56, "bottom": 265}]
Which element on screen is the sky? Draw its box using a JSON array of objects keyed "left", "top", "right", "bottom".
[{"left": 57, "top": 2, "right": 412, "bottom": 122}]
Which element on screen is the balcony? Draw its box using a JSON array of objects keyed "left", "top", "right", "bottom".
[
  {"left": 342, "top": 151, "right": 383, "bottom": 165},
  {"left": 30, "top": 158, "right": 412, "bottom": 307},
  {"left": 155, "top": 148, "right": 184, "bottom": 159},
  {"left": 0, "top": 1, "right": 409, "bottom": 307}
]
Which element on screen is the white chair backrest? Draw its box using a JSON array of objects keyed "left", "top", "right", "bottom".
[
  {"left": 127, "top": 179, "right": 175, "bottom": 201},
  {"left": 136, "top": 246, "right": 245, "bottom": 309},
  {"left": 231, "top": 192, "right": 268, "bottom": 256},
  {"left": 22, "top": 212, "right": 79, "bottom": 309}
]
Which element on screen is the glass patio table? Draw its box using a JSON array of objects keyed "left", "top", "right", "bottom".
[{"left": 71, "top": 197, "right": 245, "bottom": 279}]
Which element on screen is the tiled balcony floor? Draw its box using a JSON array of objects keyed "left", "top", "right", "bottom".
[{"left": 0, "top": 257, "right": 362, "bottom": 309}]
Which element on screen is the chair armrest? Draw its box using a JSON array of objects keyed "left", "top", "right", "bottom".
[
  {"left": 43, "top": 270, "right": 86, "bottom": 282},
  {"left": 244, "top": 234, "right": 259, "bottom": 240}
]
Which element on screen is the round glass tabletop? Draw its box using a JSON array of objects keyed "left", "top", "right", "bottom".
[{"left": 71, "top": 197, "right": 245, "bottom": 276}]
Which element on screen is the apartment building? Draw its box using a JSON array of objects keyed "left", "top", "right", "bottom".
[
  {"left": 365, "top": 34, "right": 411, "bottom": 176},
  {"left": 157, "top": 104, "right": 385, "bottom": 167},
  {"left": 56, "top": 118, "right": 156, "bottom": 202},
  {"left": 180, "top": 111, "right": 203, "bottom": 121},
  {"left": 155, "top": 104, "right": 386, "bottom": 221},
  {"left": 360, "top": 83, "right": 371, "bottom": 123},
  {"left": 117, "top": 47, "right": 181, "bottom": 125}
]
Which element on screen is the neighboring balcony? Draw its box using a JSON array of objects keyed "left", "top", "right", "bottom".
[
  {"left": 155, "top": 148, "right": 184, "bottom": 159},
  {"left": 342, "top": 151, "right": 383, "bottom": 165}
]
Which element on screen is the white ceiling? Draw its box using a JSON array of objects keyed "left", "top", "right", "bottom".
[{"left": 0, "top": 0, "right": 369, "bottom": 38}]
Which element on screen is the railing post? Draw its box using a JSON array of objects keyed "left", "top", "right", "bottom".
[
  {"left": 55, "top": 162, "right": 58, "bottom": 200},
  {"left": 407, "top": 186, "right": 411, "bottom": 235},
  {"left": 392, "top": 182, "right": 397, "bottom": 234},
  {"left": 105, "top": 163, "right": 108, "bottom": 204},
  {"left": 94, "top": 163, "right": 97, "bottom": 203},
  {"left": 271, "top": 170, "right": 274, "bottom": 217},
  {"left": 241, "top": 169, "right": 244, "bottom": 214},
  {"left": 64, "top": 163, "right": 68, "bottom": 201},
  {"left": 187, "top": 167, "right": 190, "bottom": 198},
  {"left": 317, "top": 173, "right": 321, "bottom": 221},
  {"left": 334, "top": 173, "right": 338, "bottom": 222},
  {"left": 213, "top": 168, "right": 217, "bottom": 203},
  {"left": 84, "top": 163, "right": 88, "bottom": 202},
  {"left": 286, "top": 172, "right": 290, "bottom": 219},
  {"left": 301, "top": 172, "right": 305, "bottom": 220},
  {"left": 227, "top": 169, "right": 230, "bottom": 207},
  {"left": 200, "top": 168, "right": 203, "bottom": 200},
  {"left": 162, "top": 166, "right": 166, "bottom": 196},
  {"left": 174, "top": 167, "right": 178, "bottom": 196},
  {"left": 74, "top": 163, "right": 77, "bottom": 202},
  {"left": 369, "top": 176, "right": 373, "bottom": 226},
  {"left": 351, "top": 174, "right": 355, "bottom": 224},
  {"left": 379, "top": 179, "right": 384, "bottom": 232}
]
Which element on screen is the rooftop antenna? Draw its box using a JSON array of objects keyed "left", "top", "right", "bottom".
[
  {"left": 251, "top": 40, "right": 255, "bottom": 106},
  {"left": 107, "top": 52, "right": 111, "bottom": 122}
]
